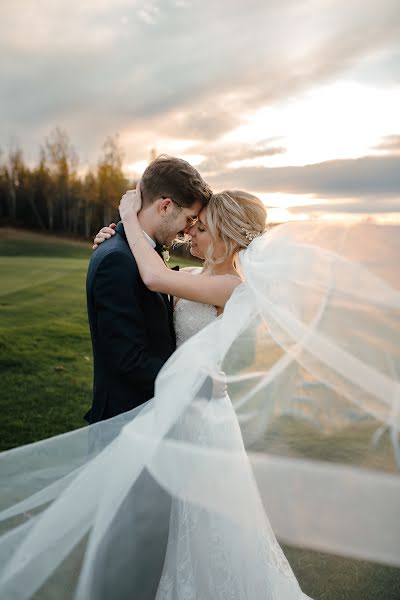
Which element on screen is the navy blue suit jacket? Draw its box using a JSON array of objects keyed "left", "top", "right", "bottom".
[{"left": 84, "top": 222, "right": 175, "bottom": 423}]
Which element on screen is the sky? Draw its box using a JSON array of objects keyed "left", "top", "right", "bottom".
[{"left": 1, "top": 0, "right": 399, "bottom": 222}]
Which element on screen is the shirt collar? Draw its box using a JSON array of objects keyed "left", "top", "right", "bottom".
[{"left": 143, "top": 230, "right": 156, "bottom": 248}]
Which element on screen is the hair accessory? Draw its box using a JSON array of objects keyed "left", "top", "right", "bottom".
[{"left": 241, "top": 227, "right": 261, "bottom": 242}]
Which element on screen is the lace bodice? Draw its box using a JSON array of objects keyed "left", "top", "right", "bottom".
[{"left": 173, "top": 268, "right": 218, "bottom": 347}]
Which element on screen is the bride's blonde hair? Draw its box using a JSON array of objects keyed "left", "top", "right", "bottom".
[{"left": 203, "top": 190, "right": 267, "bottom": 271}]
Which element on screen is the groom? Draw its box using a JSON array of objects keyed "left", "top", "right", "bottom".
[{"left": 84, "top": 155, "right": 211, "bottom": 424}]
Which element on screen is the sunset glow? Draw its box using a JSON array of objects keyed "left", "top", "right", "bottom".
[{"left": 1, "top": 0, "right": 399, "bottom": 222}]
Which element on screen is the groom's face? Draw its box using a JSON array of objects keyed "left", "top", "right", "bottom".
[{"left": 155, "top": 199, "right": 203, "bottom": 247}]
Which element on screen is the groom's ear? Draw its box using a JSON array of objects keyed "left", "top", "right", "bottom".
[{"left": 159, "top": 197, "right": 173, "bottom": 215}]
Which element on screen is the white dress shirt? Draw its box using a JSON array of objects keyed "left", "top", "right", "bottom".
[{"left": 143, "top": 230, "right": 156, "bottom": 248}]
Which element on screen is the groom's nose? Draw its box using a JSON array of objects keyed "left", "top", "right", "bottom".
[{"left": 183, "top": 223, "right": 193, "bottom": 235}]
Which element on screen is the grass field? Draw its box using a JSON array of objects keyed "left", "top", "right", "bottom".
[
  {"left": 0, "top": 227, "right": 194, "bottom": 451},
  {"left": 1, "top": 228, "right": 399, "bottom": 599}
]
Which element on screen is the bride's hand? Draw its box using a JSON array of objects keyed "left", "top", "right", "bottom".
[
  {"left": 92, "top": 223, "right": 116, "bottom": 250},
  {"left": 119, "top": 180, "right": 142, "bottom": 222}
]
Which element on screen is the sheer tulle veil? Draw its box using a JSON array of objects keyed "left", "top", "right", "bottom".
[{"left": 0, "top": 221, "right": 399, "bottom": 598}]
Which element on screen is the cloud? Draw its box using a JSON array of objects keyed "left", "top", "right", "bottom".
[
  {"left": 137, "top": 1, "right": 162, "bottom": 25},
  {"left": 1, "top": 0, "right": 400, "bottom": 163},
  {"left": 289, "top": 198, "right": 400, "bottom": 215},
  {"left": 154, "top": 106, "right": 240, "bottom": 142},
  {"left": 206, "top": 154, "right": 400, "bottom": 210},
  {"left": 196, "top": 139, "right": 286, "bottom": 173},
  {"left": 372, "top": 134, "right": 400, "bottom": 153}
]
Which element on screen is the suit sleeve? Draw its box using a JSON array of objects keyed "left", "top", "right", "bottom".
[{"left": 94, "top": 251, "right": 165, "bottom": 396}]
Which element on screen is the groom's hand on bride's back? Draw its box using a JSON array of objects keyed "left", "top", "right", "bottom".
[{"left": 92, "top": 223, "right": 117, "bottom": 250}]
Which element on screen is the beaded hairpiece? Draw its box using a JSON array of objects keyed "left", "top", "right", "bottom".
[{"left": 240, "top": 227, "right": 261, "bottom": 242}]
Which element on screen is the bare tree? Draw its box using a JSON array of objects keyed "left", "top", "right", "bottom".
[
  {"left": 82, "top": 171, "right": 97, "bottom": 237},
  {"left": 6, "top": 147, "right": 25, "bottom": 222},
  {"left": 45, "top": 127, "right": 79, "bottom": 231},
  {"left": 97, "top": 134, "right": 128, "bottom": 225},
  {"left": 0, "top": 128, "right": 136, "bottom": 238}
]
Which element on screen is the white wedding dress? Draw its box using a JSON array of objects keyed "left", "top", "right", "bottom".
[{"left": 155, "top": 270, "right": 309, "bottom": 599}]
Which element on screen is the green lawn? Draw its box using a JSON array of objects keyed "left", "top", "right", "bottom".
[
  {"left": 0, "top": 228, "right": 194, "bottom": 451},
  {"left": 0, "top": 228, "right": 399, "bottom": 599}
]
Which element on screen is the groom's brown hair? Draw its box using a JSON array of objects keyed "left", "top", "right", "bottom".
[{"left": 140, "top": 155, "right": 212, "bottom": 208}]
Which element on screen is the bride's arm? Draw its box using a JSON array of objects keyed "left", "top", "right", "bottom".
[{"left": 120, "top": 189, "right": 241, "bottom": 308}]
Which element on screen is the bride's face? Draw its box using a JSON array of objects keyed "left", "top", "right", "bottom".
[{"left": 188, "top": 208, "right": 225, "bottom": 260}]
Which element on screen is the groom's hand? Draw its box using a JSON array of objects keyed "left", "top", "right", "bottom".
[{"left": 92, "top": 223, "right": 117, "bottom": 250}]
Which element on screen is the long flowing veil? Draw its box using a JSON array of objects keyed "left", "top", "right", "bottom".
[{"left": 0, "top": 222, "right": 399, "bottom": 599}]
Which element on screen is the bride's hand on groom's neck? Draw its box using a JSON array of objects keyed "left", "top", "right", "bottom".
[{"left": 119, "top": 181, "right": 143, "bottom": 223}]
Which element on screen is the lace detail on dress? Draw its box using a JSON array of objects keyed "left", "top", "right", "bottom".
[
  {"left": 174, "top": 300, "right": 217, "bottom": 347},
  {"left": 173, "top": 268, "right": 218, "bottom": 347},
  {"left": 155, "top": 396, "right": 300, "bottom": 599}
]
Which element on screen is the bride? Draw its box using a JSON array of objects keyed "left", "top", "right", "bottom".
[
  {"left": 95, "top": 184, "right": 310, "bottom": 599},
  {"left": 0, "top": 185, "right": 398, "bottom": 599}
]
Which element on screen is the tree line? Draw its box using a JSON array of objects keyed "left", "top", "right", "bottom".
[{"left": 0, "top": 128, "right": 135, "bottom": 239}]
